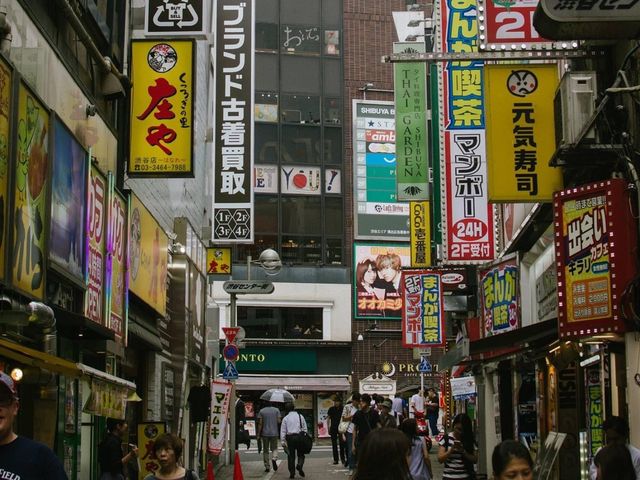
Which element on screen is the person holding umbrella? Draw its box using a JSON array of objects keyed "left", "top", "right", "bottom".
[{"left": 280, "top": 402, "right": 308, "bottom": 479}]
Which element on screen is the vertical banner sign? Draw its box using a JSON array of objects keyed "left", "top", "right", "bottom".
[
  {"left": 206, "top": 246, "right": 232, "bottom": 275},
  {"left": 12, "top": 83, "right": 49, "bottom": 300},
  {"left": 402, "top": 269, "right": 445, "bottom": 347},
  {"left": 438, "top": 0, "right": 495, "bottom": 263},
  {"left": 50, "top": 119, "right": 88, "bottom": 285},
  {"left": 554, "top": 179, "right": 637, "bottom": 338},
  {"left": 410, "top": 201, "right": 431, "bottom": 267},
  {"left": 352, "top": 100, "right": 410, "bottom": 240},
  {"left": 212, "top": 0, "right": 254, "bottom": 243},
  {"left": 586, "top": 368, "right": 603, "bottom": 456},
  {"left": 106, "top": 180, "right": 128, "bottom": 342},
  {"left": 479, "top": 256, "right": 519, "bottom": 337},
  {"left": 485, "top": 64, "right": 563, "bottom": 202},
  {"left": 0, "top": 57, "right": 11, "bottom": 282},
  {"left": 129, "top": 194, "right": 169, "bottom": 316},
  {"left": 137, "top": 422, "right": 166, "bottom": 480},
  {"left": 208, "top": 380, "right": 233, "bottom": 455},
  {"left": 353, "top": 243, "right": 410, "bottom": 319},
  {"left": 129, "top": 40, "right": 194, "bottom": 176},
  {"left": 394, "top": 42, "right": 429, "bottom": 201},
  {"left": 85, "top": 166, "right": 107, "bottom": 325}
]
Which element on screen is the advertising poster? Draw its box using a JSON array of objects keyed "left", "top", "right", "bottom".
[
  {"left": 107, "top": 183, "right": 128, "bottom": 342},
  {"left": 0, "top": 57, "right": 11, "bottom": 281},
  {"left": 554, "top": 179, "right": 637, "bottom": 338},
  {"left": 354, "top": 243, "right": 410, "bottom": 319},
  {"left": 316, "top": 393, "right": 334, "bottom": 439},
  {"left": 586, "top": 368, "right": 603, "bottom": 456},
  {"left": 352, "top": 100, "right": 410, "bottom": 240},
  {"left": 281, "top": 166, "right": 322, "bottom": 195},
  {"left": 402, "top": 269, "right": 445, "bottom": 347},
  {"left": 410, "top": 201, "right": 431, "bottom": 267},
  {"left": 206, "top": 247, "right": 231, "bottom": 275},
  {"left": 208, "top": 381, "right": 232, "bottom": 455},
  {"left": 12, "top": 82, "right": 49, "bottom": 300},
  {"left": 129, "top": 194, "right": 169, "bottom": 316},
  {"left": 438, "top": 0, "right": 495, "bottom": 263},
  {"left": 137, "top": 422, "right": 166, "bottom": 480},
  {"left": 129, "top": 40, "right": 194, "bottom": 176},
  {"left": 50, "top": 119, "right": 88, "bottom": 284},
  {"left": 254, "top": 165, "right": 278, "bottom": 193},
  {"left": 394, "top": 42, "right": 429, "bottom": 201},
  {"left": 485, "top": 64, "right": 563, "bottom": 202},
  {"left": 85, "top": 166, "right": 107, "bottom": 324},
  {"left": 479, "top": 256, "right": 519, "bottom": 337},
  {"left": 212, "top": 0, "right": 254, "bottom": 243}
]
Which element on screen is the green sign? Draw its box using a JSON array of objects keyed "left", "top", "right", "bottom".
[
  {"left": 219, "top": 347, "right": 317, "bottom": 373},
  {"left": 394, "top": 42, "right": 429, "bottom": 201}
]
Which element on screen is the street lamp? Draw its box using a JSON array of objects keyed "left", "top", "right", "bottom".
[{"left": 227, "top": 249, "right": 281, "bottom": 464}]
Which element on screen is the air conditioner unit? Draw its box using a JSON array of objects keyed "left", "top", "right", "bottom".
[{"left": 554, "top": 71, "right": 598, "bottom": 148}]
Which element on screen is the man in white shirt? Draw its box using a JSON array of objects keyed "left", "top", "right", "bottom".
[
  {"left": 280, "top": 402, "right": 308, "bottom": 479},
  {"left": 343, "top": 393, "right": 360, "bottom": 474},
  {"left": 409, "top": 389, "right": 425, "bottom": 419},
  {"left": 589, "top": 416, "right": 640, "bottom": 480}
]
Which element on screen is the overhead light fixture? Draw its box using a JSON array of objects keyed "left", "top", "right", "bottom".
[
  {"left": 356, "top": 333, "right": 364, "bottom": 341},
  {"left": 127, "top": 391, "right": 143, "bottom": 402}
]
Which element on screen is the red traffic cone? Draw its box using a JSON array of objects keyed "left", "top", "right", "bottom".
[
  {"left": 206, "top": 460, "right": 215, "bottom": 480},
  {"left": 233, "top": 451, "right": 244, "bottom": 480}
]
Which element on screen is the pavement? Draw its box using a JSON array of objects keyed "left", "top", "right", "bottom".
[{"left": 212, "top": 440, "right": 445, "bottom": 480}]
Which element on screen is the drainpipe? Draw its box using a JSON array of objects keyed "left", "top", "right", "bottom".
[
  {"left": 27, "top": 302, "right": 57, "bottom": 357},
  {"left": 0, "top": 6, "right": 12, "bottom": 56},
  {"left": 54, "top": 0, "right": 129, "bottom": 88}
]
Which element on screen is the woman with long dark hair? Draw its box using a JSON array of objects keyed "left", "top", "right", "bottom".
[
  {"left": 352, "top": 428, "right": 412, "bottom": 480},
  {"left": 594, "top": 443, "right": 636, "bottom": 480},
  {"left": 437, "top": 413, "right": 477, "bottom": 480},
  {"left": 400, "top": 418, "right": 432, "bottom": 480}
]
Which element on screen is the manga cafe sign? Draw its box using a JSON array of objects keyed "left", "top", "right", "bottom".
[
  {"left": 129, "top": 40, "right": 194, "bottom": 176},
  {"left": 554, "top": 180, "right": 637, "bottom": 338},
  {"left": 479, "top": 256, "right": 519, "bottom": 337}
]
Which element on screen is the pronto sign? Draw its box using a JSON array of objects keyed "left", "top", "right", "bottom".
[{"left": 223, "top": 280, "right": 274, "bottom": 294}]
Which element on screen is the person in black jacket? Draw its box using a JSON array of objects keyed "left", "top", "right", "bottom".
[{"left": 98, "top": 418, "right": 138, "bottom": 480}]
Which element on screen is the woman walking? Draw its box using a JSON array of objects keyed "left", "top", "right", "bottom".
[
  {"left": 143, "top": 433, "right": 199, "bottom": 479},
  {"left": 400, "top": 418, "right": 432, "bottom": 480},
  {"left": 438, "top": 413, "right": 477, "bottom": 480}
]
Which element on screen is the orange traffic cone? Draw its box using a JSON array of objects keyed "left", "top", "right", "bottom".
[
  {"left": 233, "top": 451, "right": 244, "bottom": 480},
  {"left": 207, "top": 460, "right": 215, "bottom": 480}
]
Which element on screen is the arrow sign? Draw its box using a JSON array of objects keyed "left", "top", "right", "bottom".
[
  {"left": 418, "top": 357, "right": 432, "bottom": 373},
  {"left": 222, "top": 343, "right": 240, "bottom": 362},
  {"left": 222, "top": 361, "right": 239, "bottom": 380},
  {"left": 222, "top": 327, "right": 241, "bottom": 343}
]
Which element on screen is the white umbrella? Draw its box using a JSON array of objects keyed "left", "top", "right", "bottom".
[{"left": 260, "top": 388, "right": 295, "bottom": 403}]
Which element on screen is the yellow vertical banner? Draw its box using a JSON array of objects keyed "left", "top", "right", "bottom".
[
  {"left": 129, "top": 194, "right": 168, "bottom": 316},
  {"left": 0, "top": 57, "right": 11, "bottom": 281},
  {"left": 485, "top": 64, "right": 563, "bottom": 202},
  {"left": 129, "top": 40, "right": 194, "bottom": 176},
  {"left": 12, "top": 82, "right": 49, "bottom": 299},
  {"left": 137, "top": 422, "right": 166, "bottom": 480},
  {"left": 207, "top": 247, "right": 232, "bottom": 275},
  {"left": 410, "top": 201, "right": 431, "bottom": 267}
]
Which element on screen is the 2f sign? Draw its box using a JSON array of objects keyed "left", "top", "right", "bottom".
[{"left": 487, "top": 5, "right": 543, "bottom": 43}]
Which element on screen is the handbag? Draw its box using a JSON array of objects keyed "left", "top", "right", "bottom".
[
  {"left": 338, "top": 405, "right": 350, "bottom": 434},
  {"left": 297, "top": 413, "right": 313, "bottom": 454}
]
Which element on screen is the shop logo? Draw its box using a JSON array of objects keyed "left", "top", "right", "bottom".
[
  {"left": 147, "top": 44, "right": 178, "bottom": 73},
  {"left": 506, "top": 70, "right": 538, "bottom": 97},
  {"left": 381, "top": 362, "right": 396, "bottom": 376}
]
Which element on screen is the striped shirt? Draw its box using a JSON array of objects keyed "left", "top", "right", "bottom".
[{"left": 439, "top": 434, "right": 472, "bottom": 480}]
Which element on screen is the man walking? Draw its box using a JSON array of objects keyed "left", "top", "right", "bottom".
[
  {"left": 0, "top": 372, "right": 68, "bottom": 479},
  {"left": 98, "top": 417, "right": 139, "bottom": 480},
  {"left": 379, "top": 399, "right": 397, "bottom": 428},
  {"left": 327, "top": 396, "right": 346, "bottom": 465},
  {"left": 343, "top": 393, "right": 360, "bottom": 473},
  {"left": 426, "top": 388, "right": 440, "bottom": 436},
  {"left": 351, "top": 393, "right": 380, "bottom": 474},
  {"left": 257, "top": 400, "right": 281, "bottom": 473},
  {"left": 281, "top": 402, "right": 308, "bottom": 479},
  {"left": 410, "top": 389, "right": 425, "bottom": 419}
]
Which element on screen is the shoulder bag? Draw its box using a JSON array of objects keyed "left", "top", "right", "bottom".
[
  {"left": 297, "top": 413, "right": 313, "bottom": 454},
  {"left": 338, "top": 405, "right": 351, "bottom": 434}
]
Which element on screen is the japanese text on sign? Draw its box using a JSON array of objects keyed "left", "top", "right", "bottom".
[
  {"left": 403, "top": 271, "right": 444, "bottom": 347},
  {"left": 480, "top": 259, "right": 519, "bottom": 336},
  {"left": 208, "top": 381, "right": 232, "bottom": 455},
  {"left": 86, "top": 168, "right": 106, "bottom": 324}
]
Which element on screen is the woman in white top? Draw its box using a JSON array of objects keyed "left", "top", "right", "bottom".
[{"left": 280, "top": 402, "right": 308, "bottom": 479}]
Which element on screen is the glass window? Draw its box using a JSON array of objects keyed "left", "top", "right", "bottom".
[
  {"left": 281, "top": 25, "right": 321, "bottom": 55},
  {"left": 237, "top": 306, "right": 323, "bottom": 339},
  {"left": 325, "top": 197, "right": 343, "bottom": 234},
  {"left": 326, "top": 238, "right": 343, "bottom": 265},
  {"left": 281, "top": 236, "right": 322, "bottom": 264},
  {"left": 322, "top": 0, "right": 342, "bottom": 27},
  {"left": 256, "top": 54, "right": 279, "bottom": 91},
  {"left": 323, "top": 59, "right": 342, "bottom": 95},
  {"left": 324, "top": 127, "right": 342, "bottom": 164},
  {"left": 280, "top": 94, "right": 320, "bottom": 124},
  {"left": 235, "top": 235, "right": 278, "bottom": 263},
  {"left": 281, "top": 0, "right": 321, "bottom": 24},
  {"left": 282, "top": 197, "right": 321, "bottom": 234},
  {"left": 256, "top": 92, "right": 279, "bottom": 123},
  {"left": 256, "top": 124, "right": 279, "bottom": 163},
  {"left": 281, "top": 57, "right": 321, "bottom": 94},
  {"left": 281, "top": 125, "right": 321, "bottom": 164},
  {"left": 257, "top": 0, "right": 278, "bottom": 21},
  {"left": 324, "top": 98, "right": 341, "bottom": 125},
  {"left": 256, "top": 22, "right": 279, "bottom": 51},
  {"left": 255, "top": 196, "right": 279, "bottom": 232}
]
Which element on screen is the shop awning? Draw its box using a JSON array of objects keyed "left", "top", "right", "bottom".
[
  {"left": 128, "top": 320, "right": 163, "bottom": 351},
  {"left": 231, "top": 374, "right": 351, "bottom": 391},
  {"left": 469, "top": 318, "right": 558, "bottom": 357},
  {"left": 51, "top": 305, "right": 115, "bottom": 341},
  {"left": 0, "top": 338, "right": 81, "bottom": 378},
  {"left": 78, "top": 363, "right": 136, "bottom": 391}
]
